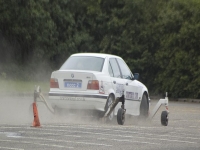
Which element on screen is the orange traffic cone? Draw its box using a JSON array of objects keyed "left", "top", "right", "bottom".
[{"left": 32, "top": 102, "right": 41, "bottom": 127}]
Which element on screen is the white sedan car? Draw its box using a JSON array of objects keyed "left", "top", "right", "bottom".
[{"left": 49, "top": 53, "right": 149, "bottom": 120}]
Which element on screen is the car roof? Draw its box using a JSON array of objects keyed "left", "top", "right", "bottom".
[{"left": 71, "top": 53, "right": 122, "bottom": 59}]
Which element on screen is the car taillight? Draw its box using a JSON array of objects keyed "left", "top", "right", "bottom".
[
  {"left": 87, "top": 80, "right": 99, "bottom": 90},
  {"left": 50, "top": 78, "right": 59, "bottom": 88}
]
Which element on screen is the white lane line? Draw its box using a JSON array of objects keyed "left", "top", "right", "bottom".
[
  {"left": 96, "top": 131, "right": 197, "bottom": 144},
  {"left": 43, "top": 124, "right": 188, "bottom": 132},
  {"left": 44, "top": 124, "right": 142, "bottom": 129},
  {"left": 168, "top": 132, "right": 200, "bottom": 139},
  {"left": 38, "top": 128, "right": 198, "bottom": 145},
  {"left": 44, "top": 125, "right": 200, "bottom": 141},
  {"left": 0, "top": 127, "right": 24, "bottom": 129},
  {"left": 189, "top": 126, "right": 200, "bottom": 128},
  {"left": 169, "top": 120, "right": 200, "bottom": 122},
  {"left": 0, "top": 147, "right": 24, "bottom": 150},
  {"left": 18, "top": 131, "right": 81, "bottom": 138},
  {"left": 0, "top": 124, "right": 187, "bottom": 132},
  {"left": 110, "top": 129, "right": 200, "bottom": 140},
  {"left": 0, "top": 140, "right": 73, "bottom": 149},
  {"left": 1, "top": 125, "right": 199, "bottom": 144},
  {"left": 37, "top": 128, "right": 134, "bottom": 138},
  {"left": 98, "top": 138, "right": 160, "bottom": 145},
  {"left": 24, "top": 137, "right": 112, "bottom": 147},
  {"left": 136, "top": 137, "right": 197, "bottom": 144},
  {"left": 38, "top": 129, "right": 199, "bottom": 143},
  {"left": 4, "top": 125, "right": 198, "bottom": 143},
  {"left": 157, "top": 134, "right": 200, "bottom": 140}
]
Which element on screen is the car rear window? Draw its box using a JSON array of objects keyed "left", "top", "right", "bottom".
[{"left": 60, "top": 56, "right": 105, "bottom": 72}]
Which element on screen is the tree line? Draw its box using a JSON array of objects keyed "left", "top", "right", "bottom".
[{"left": 0, "top": 0, "right": 199, "bottom": 98}]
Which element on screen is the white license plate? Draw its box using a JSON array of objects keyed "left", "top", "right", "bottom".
[{"left": 64, "top": 81, "right": 82, "bottom": 88}]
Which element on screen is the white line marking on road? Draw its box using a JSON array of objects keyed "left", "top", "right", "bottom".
[
  {"left": 36, "top": 127, "right": 198, "bottom": 142},
  {"left": 168, "top": 131, "right": 200, "bottom": 137},
  {"left": 158, "top": 134, "right": 200, "bottom": 140},
  {"left": 24, "top": 137, "right": 113, "bottom": 147},
  {"left": 38, "top": 128, "right": 134, "bottom": 138},
  {"left": 170, "top": 120, "right": 200, "bottom": 122},
  {"left": 111, "top": 129, "right": 200, "bottom": 140},
  {"left": 1, "top": 124, "right": 199, "bottom": 145},
  {"left": 0, "top": 140, "right": 73, "bottom": 149},
  {"left": 0, "top": 127, "right": 24, "bottom": 129},
  {"left": 43, "top": 124, "right": 188, "bottom": 132},
  {"left": 50, "top": 125, "right": 200, "bottom": 141},
  {"left": 0, "top": 147, "right": 24, "bottom": 150},
  {"left": 38, "top": 128, "right": 198, "bottom": 145},
  {"left": 136, "top": 137, "right": 197, "bottom": 144},
  {"left": 18, "top": 131, "right": 81, "bottom": 138},
  {"left": 98, "top": 138, "right": 160, "bottom": 145}
]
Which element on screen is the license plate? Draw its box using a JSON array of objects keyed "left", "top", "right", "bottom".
[{"left": 64, "top": 81, "right": 82, "bottom": 88}]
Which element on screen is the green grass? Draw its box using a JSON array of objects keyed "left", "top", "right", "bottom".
[{"left": 0, "top": 79, "right": 49, "bottom": 95}]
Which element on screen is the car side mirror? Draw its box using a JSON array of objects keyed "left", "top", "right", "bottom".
[{"left": 133, "top": 73, "right": 139, "bottom": 80}]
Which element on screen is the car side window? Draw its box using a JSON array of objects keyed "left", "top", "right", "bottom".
[
  {"left": 117, "top": 58, "right": 133, "bottom": 80},
  {"left": 108, "top": 62, "right": 114, "bottom": 77},
  {"left": 109, "top": 58, "right": 121, "bottom": 78}
]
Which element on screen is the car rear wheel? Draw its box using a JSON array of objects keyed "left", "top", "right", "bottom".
[
  {"left": 139, "top": 94, "right": 149, "bottom": 119},
  {"left": 161, "top": 111, "right": 168, "bottom": 126},
  {"left": 104, "top": 94, "right": 115, "bottom": 121},
  {"left": 117, "top": 108, "right": 125, "bottom": 125}
]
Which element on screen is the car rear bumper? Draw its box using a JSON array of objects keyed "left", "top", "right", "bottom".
[{"left": 48, "top": 92, "right": 108, "bottom": 111}]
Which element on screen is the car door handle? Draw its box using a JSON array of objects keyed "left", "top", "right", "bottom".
[
  {"left": 126, "top": 83, "right": 128, "bottom": 86},
  {"left": 113, "top": 81, "right": 116, "bottom": 84}
]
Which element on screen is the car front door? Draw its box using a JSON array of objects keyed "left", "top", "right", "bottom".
[{"left": 116, "top": 58, "right": 140, "bottom": 114}]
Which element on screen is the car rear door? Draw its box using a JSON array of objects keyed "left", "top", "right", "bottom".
[{"left": 108, "top": 58, "right": 125, "bottom": 98}]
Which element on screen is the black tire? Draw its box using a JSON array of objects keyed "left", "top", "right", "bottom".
[
  {"left": 105, "top": 94, "right": 115, "bottom": 121},
  {"left": 117, "top": 108, "right": 125, "bottom": 125},
  {"left": 161, "top": 111, "right": 168, "bottom": 126},
  {"left": 139, "top": 94, "right": 149, "bottom": 119}
]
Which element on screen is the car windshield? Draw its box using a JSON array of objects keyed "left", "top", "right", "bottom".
[{"left": 60, "top": 56, "right": 105, "bottom": 72}]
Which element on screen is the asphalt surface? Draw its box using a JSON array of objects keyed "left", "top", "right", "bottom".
[{"left": 0, "top": 96, "right": 200, "bottom": 150}]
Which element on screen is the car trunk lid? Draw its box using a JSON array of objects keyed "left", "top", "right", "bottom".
[{"left": 52, "top": 70, "right": 94, "bottom": 91}]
